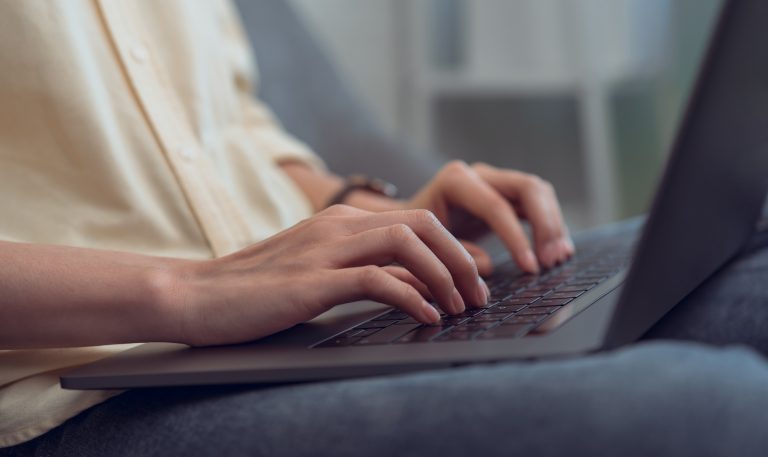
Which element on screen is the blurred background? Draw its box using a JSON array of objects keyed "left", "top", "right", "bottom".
[{"left": 238, "top": 0, "right": 722, "bottom": 230}]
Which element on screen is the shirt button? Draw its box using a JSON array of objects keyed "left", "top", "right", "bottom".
[
  {"left": 177, "top": 146, "right": 196, "bottom": 161},
  {"left": 130, "top": 45, "right": 149, "bottom": 63}
]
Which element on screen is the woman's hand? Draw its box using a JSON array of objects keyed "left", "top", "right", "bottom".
[
  {"left": 404, "top": 161, "right": 574, "bottom": 275},
  {"left": 172, "top": 205, "right": 488, "bottom": 346}
]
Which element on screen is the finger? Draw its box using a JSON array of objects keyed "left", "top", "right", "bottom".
[
  {"left": 330, "top": 266, "right": 440, "bottom": 324},
  {"left": 473, "top": 164, "right": 573, "bottom": 266},
  {"left": 382, "top": 266, "right": 432, "bottom": 300},
  {"left": 325, "top": 224, "right": 466, "bottom": 314},
  {"left": 333, "top": 210, "right": 487, "bottom": 307},
  {"left": 438, "top": 162, "right": 540, "bottom": 274},
  {"left": 460, "top": 240, "right": 493, "bottom": 276}
]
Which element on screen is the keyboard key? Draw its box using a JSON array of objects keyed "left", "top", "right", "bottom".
[
  {"left": 565, "top": 281, "right": 597, "bottom": 289},
  {"left": 470, "top": 313, "right": 506, "bottom": 323},
  {"left": 576, "top": 274, "right": 607, "bottom": 282},
  {"left": 455, "top": 322, "right": 498, "bottom": 332},
  {"left": 439, "top": 316, "right": 471, "bottom": 326},
  {"left": 556, "top": 285, "right": 588, "bottom": 293},
  {"left": 512, "top": 291, "right": 544, "bottom": 299},
  {"left": 372, "top": 312, "right": 404, "bottom": 321},
  {"left": 476, "top": 324, "right": 533, "bottom": 340},
  {"left": 509, "top": 276, "right": 538, "bottom": 288},
  {"left": 548, "top": 290, "right": 585, "bottom": 299},
  {"left": 387, "top": 311, "right": 409, "bottom": 319},
  {"left": 537, "top": 277, "right": 564, "bottom": 286},
  {"left": 504, "top": 314, "right": 546, "bottom": 324},
  {"left": 484, "top": 304, "right": 528, "bottom": 314},
  {"left": 453, "top": 308, "right": 485, "bottom": 318},
  {"left": 355, "top": 323, "right": 421, "bottom": 345},
  {"left": 517, "top": 305, "right": 561, "bottom": 315},
  {"left": 522, "top": 287, "right": 554, "bottom": 296},
  {"left": 533, "top": 298, "right": 572, "bottom": 307},
  {"left": 394, "top": 325, "right": 452, "bottom": 343},
  {"left": 503, "top": 296, "right": 541, "bottom": 306},
  {"left": 392, "top": 316, "right": 420, "bottom": 325}
]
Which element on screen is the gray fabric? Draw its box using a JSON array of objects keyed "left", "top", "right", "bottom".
[
  {"left": 233, "top": 0, "right": 441, "bottom": 197},
  {"left": 4, "top": 343, "right": 768, "bottom": 457}
]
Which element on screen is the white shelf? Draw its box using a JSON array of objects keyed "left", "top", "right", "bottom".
[{"left": 398, "top": 0, "right": 629, "bottom": 225}]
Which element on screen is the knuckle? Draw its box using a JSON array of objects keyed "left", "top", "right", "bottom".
[
  {"left": 304, "top": 217, "right": 335, "bottom": 234},
  {"left": 443, "top": 160, "right": 470, "bottom": 178},
  {"left": 398, "top": 280, "right": 420, "bottom": 302},
  {"left": 488, "top": 197, "right": 509, "bottom": 214},
  {"left": 464, "top": 253, "right": 479, "bottom": 274},
  {"left": 524, "top": 174, "right": 547, "bottom": 191},
  {"left": 434, "top": 265, "right": 454, "bottom": 288},
  {"left": 323, "top": 204, "right": 354, "bottom": 216},
  {"left": 358, "top": 266, "right": 383, "bottom": 291},
  {"left": 411, "top": 209, "right": 441, "bottom": 228},
  {"left": 470, "top": 161, "right": 490, "bottom": 172},
  {"left": 433, "top": 262, "right": 453, "bottom": 287},
  {"left": 387, "top": 223, "right": 417, "bottom": 243}
]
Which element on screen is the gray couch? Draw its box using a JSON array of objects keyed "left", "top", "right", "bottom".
[{"left": 234, "top": 0, "right": 440, "bottom": 197}]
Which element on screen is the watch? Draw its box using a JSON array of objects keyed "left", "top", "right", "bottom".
[{"left": 325, "top": 175, "right": 399, "bottom": 208}]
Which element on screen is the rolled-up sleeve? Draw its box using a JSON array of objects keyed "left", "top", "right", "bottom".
[{"left": 240, "top": 96, "right": 327, "bottom": 171}]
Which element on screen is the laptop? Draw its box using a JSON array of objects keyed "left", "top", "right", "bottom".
[{"left": 61, "top": 0, "right": 768, "bottom": 389}]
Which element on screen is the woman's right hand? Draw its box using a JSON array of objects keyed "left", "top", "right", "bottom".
[{"left": 170, "top": 205, "right": 489, "bottom": 346}]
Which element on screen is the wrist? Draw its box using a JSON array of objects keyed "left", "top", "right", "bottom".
[
  {"left": 144, "top": 259, "right": 198, "bottom": 345},
  {"left": 344, "top": 190, "right": 404, "bottom": 212},
  {"left": 327, "top": 175, "right": 401, "bottom": 212}
]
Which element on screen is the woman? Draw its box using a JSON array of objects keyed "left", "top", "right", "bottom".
[{"left": 2, "top": 1, "right": 767, "bottom": 456}]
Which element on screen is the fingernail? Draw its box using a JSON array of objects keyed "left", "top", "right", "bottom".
[
  {"left": 565, "top": 237, "right": 576, "bottom": 255},
  {"left": 524, "top": 249, "right": 540, "bottom": 274},
  {"left": 422, "top": 302, "right": 441, "bottom": 323},
  {"left": 450, "top": 288, "right": 466, "bottom": 314},
  {"left": 558, "top": 239, "right": 572, "bottom": 260},
  {"left": 476, "top": 276, "right": 489, "bottom": 307}
]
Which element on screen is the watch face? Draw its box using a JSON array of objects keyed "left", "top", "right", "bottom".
[
  {"left": 369, "top": 178, "right": 399, "bottom": 198},
  {"left": 326, "top": 175, "right": 399, "bottom": 208},
  {"left": 349, "top": 175, "right": 398, "bottom": 198}
]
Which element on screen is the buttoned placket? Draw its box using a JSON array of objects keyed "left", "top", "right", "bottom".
[{"left": 95, "top": 0, "right": 252, "bottom": 256}]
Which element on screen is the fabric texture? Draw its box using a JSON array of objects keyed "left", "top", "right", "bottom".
[
  {"left": 0, "top": 0, "right": 324, "bottom": 447},
  {"left": 2, "top": 342, "right": 768, "bottom": 457}
]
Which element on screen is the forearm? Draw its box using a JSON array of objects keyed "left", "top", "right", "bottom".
[
  {"left": 279, "top": 161, "right": 402, "bottom": 213},
  {"left": 0, "top": 241, "right": 182, "bottom": 349}
]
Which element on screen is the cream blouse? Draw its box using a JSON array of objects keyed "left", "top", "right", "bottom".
[{"left": 0, "top": 0, "right": 323, "bottom": 447}]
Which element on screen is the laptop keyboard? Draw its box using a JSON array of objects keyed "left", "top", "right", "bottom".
[{"left": 314, "top": 240, "right": 633, "bottom": 348}]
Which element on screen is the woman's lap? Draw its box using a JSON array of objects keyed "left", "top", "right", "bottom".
[{"left": 5, "top": 342, "right": 768, "bottom": 457}]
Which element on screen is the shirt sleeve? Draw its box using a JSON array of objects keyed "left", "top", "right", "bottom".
[
  {"left": 222, "top": 0, "right": 327, "bottom": 171},
  {"left": 240, "top": 95, "right": 327, "bottom": 171}
]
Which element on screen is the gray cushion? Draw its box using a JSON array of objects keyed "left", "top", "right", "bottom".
[{"left": 234, "top": 0, "right": 440, "bottom": 197}]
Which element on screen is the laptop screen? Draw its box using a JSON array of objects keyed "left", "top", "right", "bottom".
[{"left": 607, "top": 0, "right": 768, "bottom": 346}]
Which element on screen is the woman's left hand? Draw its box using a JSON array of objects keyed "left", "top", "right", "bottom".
[{"left": 404, "top": 161, "right": 574, "bottom": 275}]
